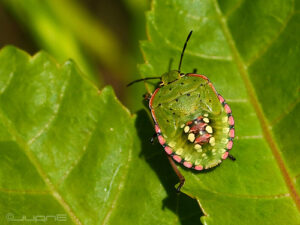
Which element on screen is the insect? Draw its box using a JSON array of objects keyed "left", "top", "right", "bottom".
[{"left": 128, "top": 31, "right": 235, "bottom": 191}]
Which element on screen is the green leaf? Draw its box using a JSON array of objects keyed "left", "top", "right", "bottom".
[
  {"left": 0, "top": 46, "right": 131, "bottom": 224},
  {"left": 140, "top": 0, "right": 300, "bottom": 224},
  {"left": 0, "top": 46, "right": 202, "bottom": 225}
]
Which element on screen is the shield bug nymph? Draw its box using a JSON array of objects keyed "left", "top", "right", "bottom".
[{"left": 128, "top": 31, "right": 235, "bottom": 191}]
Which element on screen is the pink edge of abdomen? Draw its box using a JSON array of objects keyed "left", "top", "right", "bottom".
[
  {"left": 149, "top": 88, "right": 160, "bottom": 108},
  {"left": 158, "top": 135, "right": 166, "bottom": 145},
  {"left": 164, "top": 146, "right": 173, "bottom": 155},
  {"left": 229, "top": 129, "right": 235, "bottom": 138},
  {"left": 173, "top": 155, "right": 182, "bottom": 163},
  {"left": 218, "top": 95, "right": 225, "bottom": 103},
  {"left": 194, "top": 165, "right": 203, "bottom": 171},
  {"left": 188, "top": 74, "right": 208, "bottom": 80},
  {"left": 224, "top": 104, "right": 232, "bottom": 114},
  {"left": 228, "top": 116, "right": 234, "bottom": 126},
  {"left": 183, "top": 161, "right": 192, "bottom": 168},
  {"left": 227, "top": 140, "right": 233, "bottom": 150},
  {"left": 155, "top": 124, "right": 161, "bottom": 133},
  {"left": 222, "top": 152, "right": 229, "bottom": 159},
  {"left": 208, "top": 82, "right": 217, "bottom": 93}
]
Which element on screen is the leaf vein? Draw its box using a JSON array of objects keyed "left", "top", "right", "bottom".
[
  {"left": 27, "top": 69, "right": 71, "bottom": 145},
  {"left": 246, "top": 8, "right": 295, "bottom": 67},
  {"left": 238, "top": 135, "right": 263, "bottom": 140},
  {"left": 226, "top": 98, "right": 248, "bottom": 103},
  {"left": 0, "top": 72, "right": 14, "bottom": 94},
  {"left": 192, "top": 174, "right": 290, "bottom": 200},
  {"left": 0, "top": 188, "right": 50, "bottom": 195},
  {"left": 224, "top": 0, "right": 244, "bottom": 18},
  {"left": 0, "top": 107, "right": 83, "bottom": 225},
  {"left": 151, "top": 19, "right": 233, "bottom": 61},
  {"left": 101, "top": 146, "right": 133, "bottom": 225},
  {"left": 270, "top": 97, "right": 300, "bottom": 127},
  {"left": 57, "top": 126, "right": 96, "bottom": 186}
]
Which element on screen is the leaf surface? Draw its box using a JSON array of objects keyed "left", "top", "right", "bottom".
[{"left": 139, "top": 0, "right": 300, "bottom": 224}]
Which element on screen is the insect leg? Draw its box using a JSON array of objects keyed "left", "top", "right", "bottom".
[
  {"left": 193, "top": 68, "right": 197, "bottom": 73},
  {"left": 143, "top": 93, "right": 151, "bottom": 101},
  {"left": 167, "top": 155, "right": 185, "bottom": 192},
  {"left": 228, "top": 154, "right": 236, "bottom": 161},
  {"left": 150, "top": 133, "right": 157, "bottom": 144}
]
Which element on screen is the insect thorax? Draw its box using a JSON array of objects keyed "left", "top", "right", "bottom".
[{"left": 161, "top": 70, "right": 181, "bottom": 85}]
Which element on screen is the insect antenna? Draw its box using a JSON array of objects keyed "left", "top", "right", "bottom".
[
  {"left": 178, "top": 30, "right": 193, "bottom": 73},
  {"left": 168, "top": 58, "right": 173, "bottom": 72},
  {"left": 126, "top": 77, "right": 161, "bottom": 87}
]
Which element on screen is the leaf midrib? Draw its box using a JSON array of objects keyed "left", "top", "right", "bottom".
[{"left": 211, "top": 0, "right": 300, "bottom": 211}]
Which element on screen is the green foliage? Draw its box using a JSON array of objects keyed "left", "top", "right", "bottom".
[
  {"left": 139, "top": 0, "right": 300, "bottom": 224},
  {"left": 0, "top": 46, "right": 132, "bottom": 224},
  {"left": 0, "top": 0, "right": 299, "bottom": 224},
  {"left": 0, "top": 46, "right": 201, "bottom": 225}
]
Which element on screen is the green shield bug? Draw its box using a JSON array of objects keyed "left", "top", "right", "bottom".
[{"left": 128, "top": 31, "right": 235, "bottom": 191}]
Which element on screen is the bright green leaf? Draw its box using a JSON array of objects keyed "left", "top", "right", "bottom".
[
  {"left": 0, "top": 46, "right": 132, "bottom": 224},
  {"left": 139, "top": 0, "right": 300, "bottom": 224}
]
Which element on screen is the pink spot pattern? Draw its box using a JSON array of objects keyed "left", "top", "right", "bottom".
[
  {"left": 218, "top": 95, "right": 225, "bottom": 103},
  {"left": 224, "top": 104, "right": 232, "bottom": 114},
  {"left": 222, "top": 152, "right": 229, "bottom": 159},
  {"left": 158, "top": 135, "right": 166, "bottom": 145},
  {"left": 228, "top": 116, "right": 234, "bottom": 126},
  {"left": 227, "top": 140, "right": 233, "bottom": 150},
  {"left": 229, "top": 129, "right": 235, "bottom": 138},
  {"left": 155, "top": 124, "right": 161, "bottom": 133},
  {"left": 173, "top": 155, "right": 182, "bottom": 163},
  {"left": 194, "top": 165, "right": 203, "bottom": 171},
  {"left": 183, "top": 161, "right": 192, "bottom": 168},
  {"left": 164, "top": 146, "right": 173, "bottom": 155}
]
